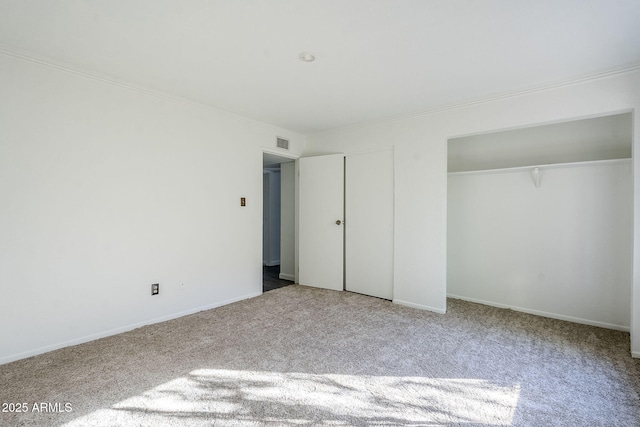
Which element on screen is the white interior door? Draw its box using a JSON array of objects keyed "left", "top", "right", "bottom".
[
  {"left": 298, "top": 154, "right": 344, "bottom": 291},
  {"left": 345, "top": 149, "right": 394, "bottom": 300}
]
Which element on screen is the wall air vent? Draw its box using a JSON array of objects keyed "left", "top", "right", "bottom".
[{"left": 276, "top": 137, "right": 289, "bottom": 150}]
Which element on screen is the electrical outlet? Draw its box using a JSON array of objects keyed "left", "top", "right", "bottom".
[{"left": 151, "top": 283, "right": 159, "bottom": 295}]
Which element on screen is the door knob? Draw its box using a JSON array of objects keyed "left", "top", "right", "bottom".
[{"left": 336, "top": 220, "right": 342, "bottom": 225}]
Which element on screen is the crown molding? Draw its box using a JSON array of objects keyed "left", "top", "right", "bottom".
[
  {"left": 311, "top": 62, "right": 640, "bottom": 137},
  {"left": 0, "top": 44, "right": 298, "bottom": 136},
  {"left": 2, "top": 43, "right": 638, "bottom": 139}
]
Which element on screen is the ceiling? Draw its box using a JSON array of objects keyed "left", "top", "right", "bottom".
[{"left": 1, "top": 0, "right": 639, "bottom": 135}]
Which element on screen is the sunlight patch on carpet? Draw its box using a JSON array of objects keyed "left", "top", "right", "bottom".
[{"left": 63, "top": 369, "right": 520, "bottom": 426}]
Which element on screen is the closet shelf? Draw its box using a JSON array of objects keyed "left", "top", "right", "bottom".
[{"left": 447, "top": 157, "right": 631, "bottom": 176}]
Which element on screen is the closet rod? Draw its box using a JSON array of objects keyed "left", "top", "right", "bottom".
[{"left": 448, "top": 158, "right": 630, "bottom": 177}]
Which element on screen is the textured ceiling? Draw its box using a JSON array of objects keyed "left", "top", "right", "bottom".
[{"left": 1, "top": 0, "right": 639, "bottom": 135}]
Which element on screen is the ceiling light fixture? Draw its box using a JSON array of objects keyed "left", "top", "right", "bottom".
[{"left": 298, "top": 51, "right": 317, "bottom": 62}]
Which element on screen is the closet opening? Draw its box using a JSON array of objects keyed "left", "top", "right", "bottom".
[{"left": 446, "top": 112, "right": 633, "bottom": 331}]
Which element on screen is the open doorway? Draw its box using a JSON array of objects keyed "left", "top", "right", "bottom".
[{"left": 263, "top": 151, "right": 296, "bottom": 292}]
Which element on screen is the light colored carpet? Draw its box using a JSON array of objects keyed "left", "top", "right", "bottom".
[{"left": 1, "top": 285, "right": 639, "bottom": 426}]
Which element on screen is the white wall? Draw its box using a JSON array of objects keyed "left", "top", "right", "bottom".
[
  {"left": 280, "top": 162, "right": 295, "bottom": 281},
  {"left": 448, "top": 160, "right": 632, "bottom": 330},
  {"left": 305, "top": 68, "right": 640, "bottom": 356},
  {"left": 448, "top": 113, "right": 632, "bottom": 172},
  {"left": 0, "top": 52, "right": 305, "bottom": 364}
]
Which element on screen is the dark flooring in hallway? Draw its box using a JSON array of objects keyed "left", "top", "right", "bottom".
[{"left": 263, "top": 265, "right": 294, "bottom": 292}]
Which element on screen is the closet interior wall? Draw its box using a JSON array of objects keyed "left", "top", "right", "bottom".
[{"left": 448, "top": 159, "right": 632, "bottom": 330}]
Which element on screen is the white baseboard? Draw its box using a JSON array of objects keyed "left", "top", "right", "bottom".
[
  {"left": 279, "top": 273, "right": 295, "bottom": 281},
  {"left": 393, "top": 299, "right": 447, "bottom": 314},
  {"left": 0, "top": 291, "right": 262, "bottom": 366},
  {"left": 264, "top": 260, "right": 280, "bottom": 267},
  {"left": 447, "top": 293, "right": 630, "bottom": 332}
]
